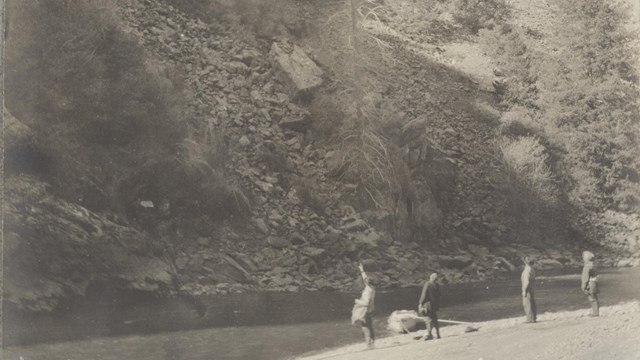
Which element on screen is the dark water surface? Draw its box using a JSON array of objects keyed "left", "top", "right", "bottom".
[{"left": 4, "top": 267, "right": 639, "bottom": 360}]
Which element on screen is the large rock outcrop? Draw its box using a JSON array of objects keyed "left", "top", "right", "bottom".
[
  {"left": 270, "top": 41, "right": 323, "bottom": 99},
  {"left": 3, "top": 176, "right": 174, "bottom": 311}
]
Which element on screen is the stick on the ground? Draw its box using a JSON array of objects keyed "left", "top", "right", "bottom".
[{"left": 413, "top": 316, "right": 473, "bottom": 325}]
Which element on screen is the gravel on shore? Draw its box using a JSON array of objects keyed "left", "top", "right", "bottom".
[{"left": 296, "top": 301, "right": 640, "bottom": 360}]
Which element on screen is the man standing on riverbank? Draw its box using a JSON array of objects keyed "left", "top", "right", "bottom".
[
  {"left": 582, "top": 251, "right": 599, "bottom": 317},
  {"left": 521, "top": 256, "right": 537, "bottom": 323},
  {"left": 352, "top": 263, "right": 376, "bottom": 348},
  {"left": 418, "top": 273, "right": 441, "bottom": 340}
]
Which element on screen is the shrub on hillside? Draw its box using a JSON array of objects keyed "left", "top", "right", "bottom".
[
  {"left": 450, "top": 0, "right": 510, "bottom": 34},
  {"left": 561, "top": 131, "right": 639, "bottom": 212},
  {"left": 319, "top": 0, "right": 408, "bottom": 211},
  {"left": 480, "top": 24, "right": 541, "bottom": 108},
  {"left": 334, "top": 123, "right": 396, "bottom": 207},
  {"left": 308, "top": 92, "right": 346, "bottom": 143},
  {"left": 232, "top": 0, "right": 310, "bottom": 39},
  {"left": 499, "top": 106, "right": 543, "bottom": 139},
  {"left": 117, "top": 139, "right": 250, "bottom": 226},
  {"left": 331, "top": 113, "right": 416, "bottom": 213},
  {"left": 167, "top": 0, "right": 309, "bottom": 39},
  {"left": 500, "top": 136, "right": 559, "bottom": 224}
]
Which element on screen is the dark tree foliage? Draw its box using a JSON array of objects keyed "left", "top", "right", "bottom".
[
  {"left": 5, "top": 0, "right": 247, "bottom": 225},
  {"left": 483, "top": 0, "right": 639, "bottom": 239},
  {"left": 6, "top": 0, "right": 187, "bottom": 211},
  {"left": 542, "top": 0, "right": 640, "bottom": 212}
]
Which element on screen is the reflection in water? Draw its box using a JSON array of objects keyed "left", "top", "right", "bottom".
[{"left": 4, "top": 268, "right": 640, "bottom": 360}]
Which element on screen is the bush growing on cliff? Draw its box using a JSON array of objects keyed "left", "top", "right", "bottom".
[
  {"left": 308, "top": 92, "right": 346, "bottom": 142},
  {"left": 318, "top": 0, "right": 410, "bottom": 210},
  {"left": 501, "top": 137, "right": 558, "bottom": 202},
  {"left": 499, "top": 107, "right": 543, "bottom": 139},
  {"left": 166, "top": 0, "right": 309, "bottom": 39},
  {"left": 500, "top": 136, "right": 561, "bottom": 231},
  {"left": 480, "top": 24, "right": 541, "bottom": 108},
  {"left": 450, "top": 0, "right": 510, "bottom": 34},
  {"left": 117, "top": 138, "right": 250, "bottom": 229}
]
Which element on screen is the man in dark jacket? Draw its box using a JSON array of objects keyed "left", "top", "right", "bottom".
[
  {"left": 581, "top": 251, "right": 599, "bottom": 317},
  {"left": 521, "top": 256, "right": 537, "bottom": 323},
  {"left": 418, "top": 273, "right": 441, "bottom": 340}
]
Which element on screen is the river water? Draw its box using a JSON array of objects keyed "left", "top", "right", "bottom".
[{"left": 3, "top": 267, "right": 639, "bottom": 360}]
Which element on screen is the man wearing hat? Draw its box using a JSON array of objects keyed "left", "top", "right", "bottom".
[
  {"left": 521, "top": 256, "right": 537, "bottom": 323},
  {"left": 418, "top": 273, "right": 441, "bottom": 340}
]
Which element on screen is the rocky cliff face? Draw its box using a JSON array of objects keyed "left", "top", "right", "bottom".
[
  {"left": 5, "top": 0, "right": 638, "bottom": 311},
  {"left": 114, "top": 0, "right": 600, "bottom": 296},
  {"left": 4, "top": 109, "right": 173, "bottom": 311},
  {"left": 4, "top": 175, "right": 174, "bottom": 311}
]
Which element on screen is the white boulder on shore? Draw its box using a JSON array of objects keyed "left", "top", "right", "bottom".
[{"left": 387, "top": 310, "right": 423, "bottom": 333}]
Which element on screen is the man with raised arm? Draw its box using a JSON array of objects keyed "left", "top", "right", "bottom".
[{"left": 351, "top": 262, "right": 376, "bottom": 348}]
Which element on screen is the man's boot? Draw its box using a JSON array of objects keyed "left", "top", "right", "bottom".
[
  {"left": 363, "top": 328, "right": 372, "bottom": 345},
  {"left": 424, "top": 320, "right": 434, "bottom": 340},
  {"left": 591, "top": 301, "right": 599, "bottom": 317}
]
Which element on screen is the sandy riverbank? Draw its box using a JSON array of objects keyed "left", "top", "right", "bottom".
[{"left": 296, "top": 301, "right": 640, "bottom": 360}]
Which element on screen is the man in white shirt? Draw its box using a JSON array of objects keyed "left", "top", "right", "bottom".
[{"left": 351, "top": 263, "right": 376, "bottom": 347}]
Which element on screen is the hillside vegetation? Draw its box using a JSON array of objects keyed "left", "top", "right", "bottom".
[
  {"left": 3, "top": 0, "right": 639, "bottom": 311},
  {"left": 482, "top": 0, "right": 640, "bottom": 244}
]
